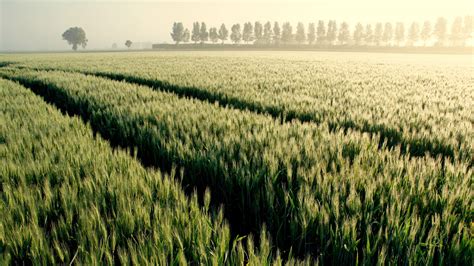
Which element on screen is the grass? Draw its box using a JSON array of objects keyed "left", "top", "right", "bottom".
[{"left": 0, "top": 66, "right": 471, "bottom": 264}]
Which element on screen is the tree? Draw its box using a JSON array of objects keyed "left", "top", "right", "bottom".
[
  {"left": 463, "top": 16, "right": 473, "bottom": 46},
  {"left": 125, "top": 40, "right": 132, "bottom": 49},
  {"left": 273, "top": 22, "right": 281, "bottom": 45},
  {"left": 408, "top": 22, "right": 420, "bottom": 46},
  {"left": 353, "top": 23, "right": 364, "bottom": 45},
  {"left": 295, "top": 22, "right": 306, "bottom": 44},
  {"left": 326, "top": 20, "right": 337, "bottom": 44},
  {"left": 317, "top": 20, "right": 326, "bottom": 44},
  {"left": 191, "top": 22, "right": 200, "bottom": 44},
  {"left": 281, "top": 22, "right": 293, "bottom": 44},
  {"left": 263, "top": 22, "right": 273, "bottom": 44},
  {"left": 209, "top": 27, "right": 219, "bottom": 44},
  {"left": 243, "top": 22, "right": 254, "bottom": 44},
  {"left": 200, "top": 22, "right": 209, "bottom": 43},
  {"left": 395, "top": 22, "right": 405, "bottom": 46},
  {"left": 170, "top": 22, "right": 185, "bottom": 44},
  {"left": 374, "top": 23, "right": 383, "bottom": 46},
  {"left": 434, "top": 17, "right": 447, "bottom": 46},
  {"left": 112, "top": 43, "right": 117, "bottom": 49},
  {"left": 382, "top": 22, "right": 393, "bottom": 45},
  {"left": 183, "top": 28, "right": 190, "bottom": 43},
  {"left": 365, "top": 24, "right": 374, "bottom": 45},
  {"left": 307, "top": 23, "right": 316, "bottom": 45},
  {"left": 338, "top": 22, "right": 350, "bottom": 45},
  {"left": 230, "top": 24, "right": 242, "bottom": 44},
  {"left": 254, "top": 22, "right": 263, "bottom": 43},
  {"left": 218, "top": 24, "right": 229, "bottom": 44},
  {"left": 420, "top": 21, "right": 432, "bottom": 46},
  {"left": 62, "top": 27, "right": 87, "bottom": 51},
  {"left": 450, "top": 16, "right": 463, "bottom": 46}
]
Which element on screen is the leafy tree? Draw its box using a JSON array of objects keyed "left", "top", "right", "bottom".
[
  {"left": 374, "top": 23, "right": 383, "bottom": 46},
  {"left": 382, "top": 22, "right": 393, "bottom": 45},
  {"left": 326, "top": 20, "right": 337, "bottom": 44},
  {"left": 218, "top": 24, "right": 229, "bottom": 44},
  {"left": 307, "top": 23, "right": 316, "bottom": 45},
  {"left": 62, "top": 27, "right": 88, "bottom": 51},
  {"left": 243, "top": 22, "right": 254, "bottom": 44},
  {"left": 230, "top": 24, "right": 242, "bottom": 44},
  {"left": 434, "top": 17, "right": 447, "bottom": 46},
  {"left": 209, "top": 27, "right": 219, "bottom": 43},
  {"left": 450, "top": 16, "right": 463, "bottom": 46},
  {"left": 281, "top": 22, "right": 293, "bottom": 44},
  {"left": 170, "top": 22, "right": 185, "bottom": 44},
  {"left": 191, "top": 22, "right": 200, "bottom": 44},
  {"left": 395, "top": 22, "right": 405, "bottom": 46},
  {"left": 125, "top": 40, "right": 132, "bottom": 48},
  {"left": 317, "top": 20, "right": 326, "bottom": 44},
  {"left": 273, "top": 22, "right": 281, "bottom": 45},
  {"left": 263, "top": 22, "right": 273, "bottom": 44},
  {"left": 420, "top": 21, "right": 432, "bottom": 46},
  {"left": 254, "top": 22, "right": 263, "bottom": 43},
  {"left": 200, "top": 22, "right": 209, "bottom": 43},
  {"left": 463, "top": 16, "right": 473, "bottom": 46},
  {"left": 182, "top": 29, "right": 190, "bottom": 43},
  {"left": 353, "top": 23, "right": 364, "bottom": 45},
  {"left": 408, "top": 22, "right": 420, "bottom": 46},
  {"left": 295, "top": 22, "right": 306, "bottom": 44},
  {"left": 338, "top": 22, "right": 350, "bottom": 45},
  {"left": 365, "top": 24, "right": 374, "bottom": 45}
]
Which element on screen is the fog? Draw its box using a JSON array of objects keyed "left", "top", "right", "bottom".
[{"left": 1, "top": 0, "right": 472, "bottom": 51}]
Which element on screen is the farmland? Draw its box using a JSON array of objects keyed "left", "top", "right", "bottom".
[{"left": 0, "top": 51, "right": 473, "bottom": 264}]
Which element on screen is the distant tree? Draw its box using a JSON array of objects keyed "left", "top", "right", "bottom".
[
  {"left": 326, "top": 20, "right": 337, "bottom": 44},
  {"left": 373, "top": 23, "right": 383, "bottom": 46},
  {"left": 353, "top": 23, "right": 364, "bottom": 45},
  {"left": 450, "top": 16, "right": 463, "bottom": 46},
  {"left": 434, "top": 17, "right": 448, "bottom": 46},
  {"left": 463, "top": 16, "right": 473, "bottom": 46},
  {"left": 365, "top": 24, "right": 374, "bottom": 45},
  {"left": 295, "top": 22, "right": 306, "bottom": 44},
  {"left": 125, "top": 40, "right": 132, "bottom": 48},
  {"left": 382, "top": 22, "right": 393, "bottom": 45},
  {"left": 112, "top": 43, "right": 118, "bottom": 49},
  {"left": 317, "top": 20, "right": 326, "bottom": 44},
  {"left": 408, "top": 22, "right": 420, "bottom": 46},
  {"left": 200, "top": 22, "right": 209, "bottom": 43},
  {"left": 281, "top": 22, "right": 293, "bottom": 44},
  {"left": 182, "top": 29, "right": 190, "bottom": 43},
  {"left": 170, "top": 22, "right": 185, "bottom": 44},
  {"left": 243, "top": 22, "right": 254, "bottom": 44},
  {"left": 62, "top": 27, "right": 88, "bottom": 51},
  {"left": 395, "top": 22, "right": 405, "bottom": 46},
  {"left": 307, "top": 23, "right": 316, "bottom": 45},
  {"left": 218, "top": 24, "right": 229, "bottom": 44},
  {"left": 209, "top": 27, "right": 219, "bottom": 43},
  {"left": 191, "top": 22, "right": 200, "bottom": 44},
  {"left": 230, "top": 24, "right": 242, "bottom": 44},
  {"left": 273, "top": 22, "right": 281, "bottom": 45},
  {"left": 263, "top": 22, "right": 273, "bottom": 44},
  {"left": 420, "top": 21, "right": 432, "bottom": 46},
  {"left": 338, "top": 22, "right": 350, "bottom": 45},
  {"left": 254, "top": 22, "right": 264, "bottom": 43}
]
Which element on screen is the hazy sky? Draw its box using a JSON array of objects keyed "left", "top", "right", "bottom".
[{"left": 1, "top": 0, "right": 472, "bottom": 51}]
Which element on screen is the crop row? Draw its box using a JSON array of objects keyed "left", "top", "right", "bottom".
[
  {"left": 0, "top": 78, "right": 292, "bottom": 265},
  {"left": 7, "top": 53, "right": 473, "bottom": 164},
  {"left": 1, "top": 68, "right": 471, "bottom": 264}
]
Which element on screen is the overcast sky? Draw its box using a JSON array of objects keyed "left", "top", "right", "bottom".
[{"left": 1, "top": 0, "right": 472, "bottom": 51}]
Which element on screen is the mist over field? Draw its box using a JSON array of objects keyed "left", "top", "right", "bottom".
[{"left": 1, "top": 0, "right": 473, "bottom": 51}]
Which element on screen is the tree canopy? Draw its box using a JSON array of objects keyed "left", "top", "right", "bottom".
[{"left": 62, "top": 27, "right": 87, "bottom": 51}]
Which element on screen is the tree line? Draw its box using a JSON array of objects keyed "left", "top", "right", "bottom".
[{"left": 170, "top": 16, "right": 473, "bottom": 47}]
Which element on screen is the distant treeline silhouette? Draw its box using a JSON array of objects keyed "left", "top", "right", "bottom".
[{"left": 170, "top": 16, "right": 473, "bottom": 47}]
